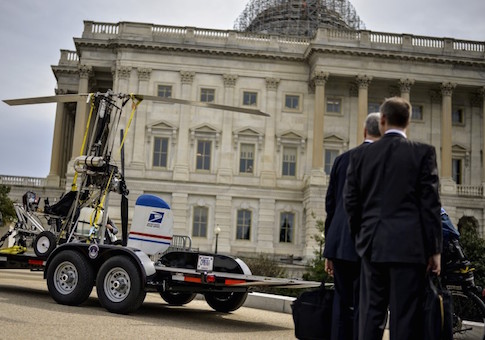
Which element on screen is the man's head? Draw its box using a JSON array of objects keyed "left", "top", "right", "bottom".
[
  {"left": 364, "top": 112, "right": 381, "bottom": 141},
  {"left": 379, "top": 96, "right": 411, "bottom": 133}
]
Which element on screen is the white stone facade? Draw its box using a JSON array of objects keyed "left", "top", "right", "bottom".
[{"left": 41, "top": 22, "right": 485, "bottom": 260}]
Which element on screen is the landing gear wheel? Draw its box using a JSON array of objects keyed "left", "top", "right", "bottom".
[
  {"left": 160, "top": 291, "right": 197, "bottom": 306},
  {"left": 96, "top": 255, "right": 146, "bottom": 314},
  {"left": 46, "top": 250, "right": 94, "bottom": 306},
  {"left": 204, "top": 291, "right": 248, "bottom": 313},
  {"left": 34, "top": 231, "right": 57, "bottom": 257}
]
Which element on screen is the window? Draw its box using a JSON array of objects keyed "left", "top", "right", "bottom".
[
  {"left": 282, "top": 147, "right": 297, "bottom": 177},
  {"left": 236, "top": 209, "right": 251, "bottom": 240},
  {"left": 239, "top": 144, "right": 254, "bottom": 174},
  {"left": 157, "top": 85, "right": 172, "bottom": 98},
  {"left": 325, "top": 149, "right": 339, "bottom": 175},
  {"left": 326, "top": 98, "right": 342, "bottom": 114},
  {"left": 192, "top": 206, "right": 208, "bottom": 237},
  {"left": 452, "top": 108, "right": 464, "bottom": 124},
  {"left": 368, "top": 102, "right": 380, "bottom": 114},
  {"left": 285, "top": 94, "right": 300, "bottom": 110},
  {"left": 153, "top": 137, "right": 168, "bottom": 168},
  {"left": 412, "top": 105, "right": 423, "bottom": 121},
  {"left": 280, "top": 212, "right": 294, "bottom": 243},
  {"left": 196, "top": 140, "right": 211, "bottom": 171},
  {"left": 200, "top": 88, "right": 215, "bottom": 103},
  {"left": 452, "top": 159, "right": 463, "bottom": 184},
  {"left": 243, "top": 91, "right": 258, "bottom": 106}
]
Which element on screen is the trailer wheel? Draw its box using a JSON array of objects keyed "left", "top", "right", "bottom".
[
  {"left": 33, "top": 231, "right": 57, "bottom": 257},
  {"left": 204, "top": 291, "right": 248, "bottom": 313},
  {"left": 96, "top": 255, "right": 146, "bottom": 314},
  {"left": 160, "top": 291, "right": 197, "bottom": 306},
  {"left": 46, "top": 250, "right": 94, "bottom": 306}
]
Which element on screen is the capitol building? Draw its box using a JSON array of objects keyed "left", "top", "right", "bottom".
[{"left": 3, "top": 0, "right": 485, "bottom": 261}]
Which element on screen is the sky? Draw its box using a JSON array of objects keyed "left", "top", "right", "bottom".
[{"left": 0, "top": 0, "right": 484, "bottom": 178}]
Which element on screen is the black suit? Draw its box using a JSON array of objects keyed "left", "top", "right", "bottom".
[
  {"left": 324, "top": 143, "right": 369, "bottom": 340},
  {"left": 344, "top": 132, "right": 442, "bottom": 340}
]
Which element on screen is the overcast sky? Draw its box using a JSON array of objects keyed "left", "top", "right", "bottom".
[{"left": 0, "top": 0, "right": 484, "bottom": 178}]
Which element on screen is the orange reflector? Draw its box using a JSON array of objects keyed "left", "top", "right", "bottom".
[
  {"left": 184, "top": 276, "right": 202, "bottom": 283},
  {"left": 225, "top": 279, "right": 246, "bottom": 285},
  {"left": 28, "top": 259, "right": 44, "bottom": 266}
]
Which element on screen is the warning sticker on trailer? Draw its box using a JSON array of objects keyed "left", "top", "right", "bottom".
[
  {"left": 0, "top": 256, "right": 6, "bottom": 262},
  {"left": 197, "top": 255, "right": 214, "bottom": 272}
]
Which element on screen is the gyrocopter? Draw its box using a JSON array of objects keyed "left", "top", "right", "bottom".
[{"left": 1, "top": 90, "right": 317, "bottom": 315}]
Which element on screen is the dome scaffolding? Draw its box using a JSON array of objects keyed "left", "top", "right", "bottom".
[{"left": 234, "top": 0, "right": 365, "bottom": 37}]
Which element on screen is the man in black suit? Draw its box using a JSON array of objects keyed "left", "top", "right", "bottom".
[
  {"left": 324, "top": 112, "right": 381, "bottom": 340},
  {"left": 344, "top": 97, "right": 442, "bottom": 340}
]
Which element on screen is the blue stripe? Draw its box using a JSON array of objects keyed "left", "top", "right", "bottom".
[{"left": 128, "top": 237, "right": 171, "bottom": 245}]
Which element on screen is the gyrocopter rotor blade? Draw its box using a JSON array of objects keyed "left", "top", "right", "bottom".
[
  {"left": 133, "top": 95, "right": 269, "bottom": 117},
  {"left": 3, "top": 92, "right": 270, "bottom": 117},
  {"left": 3, "top": 94, "right": 88, "bottom": 106}
]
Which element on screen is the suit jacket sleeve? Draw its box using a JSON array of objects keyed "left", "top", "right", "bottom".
[
  {"left": 324, "top": 157, "right": 339, "bottom": 237},
  {"left": 419, "top": 146, "right": 442, "bottom": 256},
  {"left": 343, "top": 150, "right": 361, "bottom": 238}
]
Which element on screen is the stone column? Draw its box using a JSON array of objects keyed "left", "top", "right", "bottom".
[
  {"left": 217, "top": 74, "right": 237, "bottom": 183},
  {"left": 173, "top": 71, "right": 195, "bottom": 181},
  {"left": 46, "top": 89, "right": 67, "bottom": 187},
  {"left": 480, "top": 87, "right": 485, "bottom": 185},
  {"left": 71, "top": 65, "right": 92, "bottom": 159},
  {"left": 399, "top": 78, "right": 415, "bottom": 137},
  {"left": 115, "top": 66, "right": 132, "bottom": 164},
  {"left": 131, "top": 68, "right": 152, "bottom": 169},
  {"left": 310, "top": 71, "right": 329, "bottom": 182},
  {"left": 257, "top": 198, "right": 275, "bottom": 252},
  {"left": 356, "top": 75, "right": 372, "bottom": 143},
  {"left": 440, "top": 82, "right": 457, "bottom": 193},
  {"left": 260, "top": 77, "right": 279, "bottom": 187}
]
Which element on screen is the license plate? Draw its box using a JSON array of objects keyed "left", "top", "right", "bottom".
[{"left": 197, "top": 255, "right": 214, "bottom": 272}]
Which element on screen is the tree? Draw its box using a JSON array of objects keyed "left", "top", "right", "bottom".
[
  {"left": 457, "top": 216, "right": 485, "bottom": 288},
  {"left": 302, "top": 213, "right": 332, "bottom": 283},
  {"left": 0, "top": 185, "right": 16, "bottom": 227}
]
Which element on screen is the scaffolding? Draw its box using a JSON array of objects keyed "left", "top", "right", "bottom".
[{"left": 234, "top": 0, "right": 365, "bottom": 37}]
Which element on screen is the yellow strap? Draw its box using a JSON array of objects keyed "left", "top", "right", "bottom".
[
  {"left": 72, "top": 94, "right": 95, "bottom": 191},
  {"left": 0, "top": 246, "right": 27, "bottom": 254},
  {"left": 118, "top": 94, "right": 142, "bottom": 155}
]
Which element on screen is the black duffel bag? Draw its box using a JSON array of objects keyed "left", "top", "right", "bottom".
[{"left": 291, "top": 283, "right": 334, "bottom": 340}]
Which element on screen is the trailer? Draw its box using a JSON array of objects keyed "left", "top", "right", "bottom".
[{"left": 0, "top": 194, "right": 319, "bottom": 315}]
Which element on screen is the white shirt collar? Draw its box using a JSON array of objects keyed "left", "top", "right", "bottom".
[
  {"left": 363, "top": 139, "right": 375, "bottom": 143},
  {"left": 385, "top": 129, "right": 407, "bottom": 138}
]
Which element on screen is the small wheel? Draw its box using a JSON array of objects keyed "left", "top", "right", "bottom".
[
  {"left": 96, "top": 255, "right": 146, "bottom": 314},
  {"left": 160, "top": 291, "right": 197, "bottom": 306},
  {"left": 34, "top": 231, "right": 57, "bottom": 257},
  {"left": 204, "top": 291, "right": 248, "bottom": 313},
  {"left": 452, "top": 290, "right": 485, "bottom": 338},
  {"left": 46, "top": 250, "right": 94, "bottom": 306}
]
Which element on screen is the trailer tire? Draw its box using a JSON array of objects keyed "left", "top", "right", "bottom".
[
  {"left": 96, "top": 255, "right": 146, "bottom": 314},
  {"left": 160, "top": 291, "right": 197, "bottom": 306},
  {"left": 34, "top": 231, "right": 57, "bottom": 257},
  {"left": 46, "top": 250, "right": 94, "bottom": 306},
  {"left": 204, "top": 291, "right": 248, "bottom": 313}
]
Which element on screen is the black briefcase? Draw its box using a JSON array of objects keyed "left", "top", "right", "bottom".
[
  {"left": 291, "top": 283, "right": 334, "bottom": 340},
  {"left": 423, "top": 274, "right": 453, "bottom": 340}
]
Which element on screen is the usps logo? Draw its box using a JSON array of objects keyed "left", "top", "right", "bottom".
[{"left": 147, "top": 211, "right": 164, "bottom": 228}]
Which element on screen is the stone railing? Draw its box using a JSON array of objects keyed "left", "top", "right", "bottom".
[
  {"left": 79, "top": 21, "right": 485, "bottom": 58},
  {"left": 456, "top": 185, "right": 484, "bottom": 197},
  {"left": 58, "top": 49, "right": 78, "bottom": 66},
  {"left": 0, "top": 175, "right": 46, "bottom": 187}
]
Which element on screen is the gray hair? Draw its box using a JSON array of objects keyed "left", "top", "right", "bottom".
[{"left": 365, "top": 112, "right": 381, "bottom": 137}]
